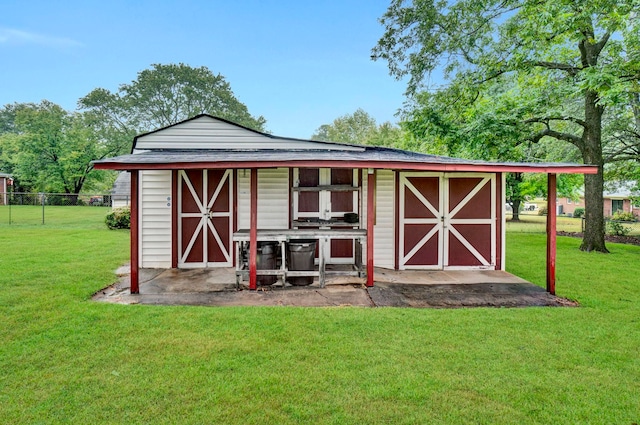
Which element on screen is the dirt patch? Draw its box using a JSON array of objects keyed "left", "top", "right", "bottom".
[{"left": 557, "top": 231, "right": 640, "bottom": 246}]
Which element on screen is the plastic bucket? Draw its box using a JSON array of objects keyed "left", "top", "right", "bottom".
[{"left": 286, "top": 239, "right": 317, "bottom": 286}]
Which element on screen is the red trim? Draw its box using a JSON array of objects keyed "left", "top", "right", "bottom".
[
  {"left": 171, "top": 170, "right": 178, "bottom": 268},
  {"left": 249, "top": 169, "right": 258, "bottom": 290},
  {"left": 94, "top": 160, "right": 598, "bottom": 175},
  {"left": 130, "top": 170, "right": 139, "bottom": 294},
  {"left": 547, "top": 174, "right": 557, "bottom": 295},
  {"left": 394, "top": 171, "right": 400, "bottom": 270},
  {"left": 366, "top": 170, "right": 375, "bottom": 287},
  {"left": 233, "top": 169, "right": 238, "bottom": 265},
  {"left": 288, "top": 168, "right": 293, "bottom": 227},
  {"left": 495, "top": 173, "right": 502, "bottom": 270}
]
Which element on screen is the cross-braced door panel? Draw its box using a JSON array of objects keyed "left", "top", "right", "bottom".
[
  {"left": 399, "top": 174, "right": 443, "bottom": 269},
  {"left": 444, "top": 175, "right": 495, "bottom": 268},
  {"left": 400, "top": 172, "right": 496, "bottom": 270},
  {"left": 178, "top": 169, "right": 232, "bottom": 268}
]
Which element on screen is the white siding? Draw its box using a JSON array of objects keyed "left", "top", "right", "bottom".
[
  {"left": 237, "top": 168, "right": 289, "bottom": 230},
  {"left": 257, "top": 168, "right": 289, "bottom": 229},
  {"left": 139, "top": 170, "right": 172, "bottom": 268},
  {"left": 112, "top": 199, "right": 130, "bottom": 209},
  {"left": 374, "top": 170, "right": 395, "bottom": 269},
  {"left": 135, "top": 116, "right": 363, "bottom": 152},
  {"left": 237, "top": 170, "right": 250, "bottom": 229}
]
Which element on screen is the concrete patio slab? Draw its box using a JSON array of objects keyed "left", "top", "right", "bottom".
[{"left": 93, "top": 267, "right": 576, "bottom": 308}]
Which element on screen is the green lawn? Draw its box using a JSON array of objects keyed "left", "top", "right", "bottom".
[
  {"left": 507, "top": 211, "right": 640, "bottom": 236},
  {"left": 0, "top": 205, "right": 112, "bottom": 227},
  {"left": 1, "top": 209, "right": 638, "bottom": 424}
]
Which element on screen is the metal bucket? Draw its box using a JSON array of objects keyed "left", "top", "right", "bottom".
[{"left": 257, "top": 242, "right": 278, "bottom": 285}]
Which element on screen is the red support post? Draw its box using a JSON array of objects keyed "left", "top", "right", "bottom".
[
  {"left": 366, "top": 169, "right": 375, "bottom": 287},
  {"left": 130, "top": 170, "right": 139, "bottom": 294},
  {"left": 249, "top": 168, "right": 258, "bottom": 290},
  {"left": 547, "top": 173, "right": 557, "bottom": 295}
]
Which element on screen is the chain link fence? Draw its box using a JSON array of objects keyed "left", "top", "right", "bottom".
[{"left": 0, "top": 192, "right": 130, "bottom": 225}]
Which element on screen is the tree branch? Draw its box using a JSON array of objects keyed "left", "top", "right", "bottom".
[
  {"left": 594, "top": 31, "right": 611, "bottom": 57},
  {"left": 527, "top": 125, "right": 583, "bottom": 148},
  {"left": 525, "top": 116, "right": 587, "bottom": 128},
  {"left": 532, "top": 61, "right": 582, "bottom": 76}
]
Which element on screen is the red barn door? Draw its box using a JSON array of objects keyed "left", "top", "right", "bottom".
[
  {"left": 400, "top": 172, "right": 496, "bottom": 270},
  {"left": 399, "top": 173, "right": 443, "bottom": 269},
  {"left": 444, "top": 174, "right": 496, "bottom": 268},
  {"left": 178, "top": 169, "right": 233, "bottom": 268}
]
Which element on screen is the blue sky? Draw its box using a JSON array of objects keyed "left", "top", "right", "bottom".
[{"left": 0, "top": 0, "right": 410, "bottom": 138}]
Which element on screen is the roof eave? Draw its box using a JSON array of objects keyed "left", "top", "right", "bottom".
[{"left": 93, "top": 159, "right": 598, "bottom": 174}]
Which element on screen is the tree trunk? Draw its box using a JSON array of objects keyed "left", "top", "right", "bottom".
[
  {"left": 580, "top": 90, "right": 608, "bottom": 252},
  {"left": 509, "top": 172, "right": 524, "bottom": 221},
  {"left": 511, "top": 199, "right": 521, "bottom": 221}
]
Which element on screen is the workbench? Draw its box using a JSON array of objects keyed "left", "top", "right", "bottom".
[{"left": 232, "top": 228, "right": 367, "bottom": 287}]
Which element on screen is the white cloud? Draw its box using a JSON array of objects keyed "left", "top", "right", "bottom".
[{"left": 0, "top": 27, "right": 83, "bottom": 48}]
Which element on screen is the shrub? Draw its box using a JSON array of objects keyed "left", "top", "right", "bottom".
[
  {"left": 105, "top": 207, "right": 131, "bottom": 229},
  {"left": 537, "top": 206, "right": 548, "bottom": 216},
  {"left": 611, "top": 211, "right": 636, "bottom": 222},
  {"left": 573, "top": 207, "right": 585, "bottom": 218},
  {"left": 607, "top": 220, "right": 631, "bottom": 236}
]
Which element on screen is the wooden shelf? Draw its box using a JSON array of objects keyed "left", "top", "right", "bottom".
[{"left": 292, "top": 185, "right": 360, "bottom": 192}]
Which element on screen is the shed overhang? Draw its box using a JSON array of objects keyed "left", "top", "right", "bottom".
[{"left": 93, "top": 149, "right": 598, "bottom": 175}]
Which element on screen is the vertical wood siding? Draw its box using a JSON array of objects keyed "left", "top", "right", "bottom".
[
  {"left": 140, "top": 170, "right": 172, "bottom": 268},
  {"left": 374, "top": 170, "right": 395, "bottom": 269}
]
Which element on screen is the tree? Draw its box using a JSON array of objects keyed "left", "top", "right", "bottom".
[
  {"left": 400, "top": 75, "right": 587, "bottom": 219},
  {"left": 311, "top": 108, "right": 402, "bottom": 146},
  {"left": 79, "top": 63, "right": 267, "bottom": 137},
  {"left": 373, "top": 0, "right": 640, "bottom": 252},
  {"left": 603, "top": 92, "right": 640, "bottom": 183},
  {"left": 1, "top": 101, "right": 123, "bottom": 197}
]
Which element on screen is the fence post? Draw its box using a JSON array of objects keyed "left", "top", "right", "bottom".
[{"left": 40, "top": 193, "right": 45, "bottom": 225}]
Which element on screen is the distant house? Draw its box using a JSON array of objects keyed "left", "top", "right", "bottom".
[
  {"left": 556, "top": 184, "right": 638, "bottom": 217},
  {"left": 0, "top": 173, "right": 12, "bottom": 206},
  {"left": 111, "top": 171, "right": 131, "bottom": 208}
]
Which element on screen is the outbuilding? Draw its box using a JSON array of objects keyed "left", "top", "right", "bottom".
[
  {"left": 93, "top": 115, "right": 597, "bottom": 294},
  {"left": 111, "top": 171, "right": 131, "bottom": 209},
  {"left": 0, "top": 172, "right": 12, "bottom": 206}
]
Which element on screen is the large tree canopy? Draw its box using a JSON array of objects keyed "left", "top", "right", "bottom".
[
  {"left": 400, "top": 74, "right": 584, "bottom": 219},
  {"left": 0, "top": 101, "right": 122, "bottom": 195},
  {"left": 79, "top": 63, "right": 267, "bottom": 137},
  {"left": 373, "top": 0, "right": 640, "bottom": 252},
  {"left": 311, "top": 108, "right": 403, "bottom": 146}
]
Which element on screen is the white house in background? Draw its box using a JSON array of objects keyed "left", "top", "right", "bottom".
[{"left": 93, "top": 115, "right": 597, "bottom": 294}]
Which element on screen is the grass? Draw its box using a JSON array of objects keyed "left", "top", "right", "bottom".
[
  {"left": 507, "top": 211, "right": 640, "bottom": 236},
  {"left": 1, "top": 209, "right": 639, "bottom": 424},
  {"left": 0, "top": 205, "right": 112, "bottom": 228}
]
